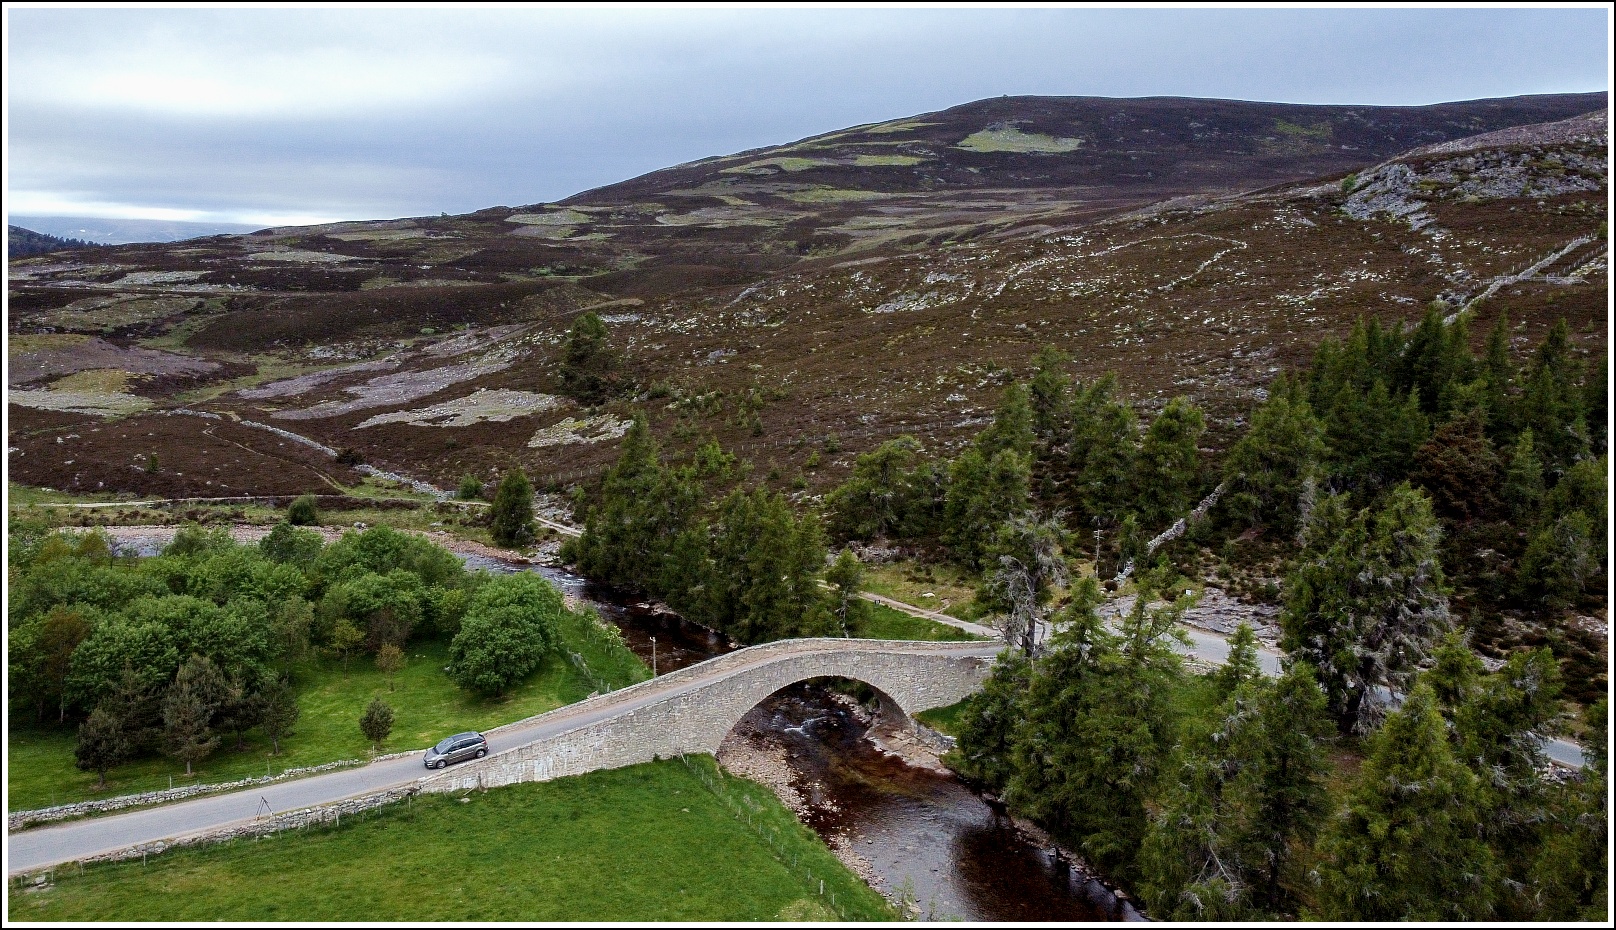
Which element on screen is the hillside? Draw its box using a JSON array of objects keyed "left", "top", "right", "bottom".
[
  {"left": 6, "top": 92, "right": 1607, "bottom": 501},
  {"left": 8, "top": 225, "right": 97, "bottom": 259}
]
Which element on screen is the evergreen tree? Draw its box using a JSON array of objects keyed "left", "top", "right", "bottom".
[
  {"left": 942, "top": 448, "right": 1031, "bottom": 569},
  {"left": 1006, "top": 587, "right": 1187, "bottom": 884},
  {"left": 1584, "top": 353, "right": 1607, "bottom": 456},
  {"left": 74, "top": 704, "right": 130, "bottom": 788},
  {"left": 1220, "top": 377, "right": 1324, "bottom": 536},
  {"left": 1212, "top": 623, "right": 1262, "bottom": 701},
  {"left": 976, "top": 383, "right": 1037, "bottom": 461},
  {"left": 1027, "top": 346, "right": 1074, "bottom": 460},
  {"left": 1411, "top": 410, "right": 1502, "bottom": 521},
  {"left": 286, "top": 495, "right": 321, "bottom": 527},
  {"left": 1501, "top": 429, "right": 1546, "bottom": 519},
  {"left": 1135, "top": 396, "right": 1205, "bottom": 527},
  {"left": 558, "top": 311, "right": 622, "bottom": 404},
  {"left": 259, "top": 674, "right": 300, "bottom": 755},
  {"left": 701, "top": 488, "right": 831, "bottom": 643},
  {"left": 1240, "top": 663, "right": 1333, "bottom": 911},
  {"left": 950, "top": 650, "right": 1032, "bottom": 791},
  {"left": 1479, "top": 312, "right": 1516, "bottom": 442},
  {"left": 1516, "top": 320, "right": 1588, "bottom": 474},
  {"left": 1529, "top": 698, "right": 1608, "bottom": 921},
  {"left": 359, "top": 698, "right": 394, "bottom": 751},
  {"left": 1281, "top": 484, "right": 1451, "bottom": 733},
  {"left": 978, "top": 515, "right": 1069, "bottom": 656},
  {"left": 1315, "top": 683, "right": 1498, "bottom": 920},
  {"left": 162, "top": 655, "right": 225, "bottom": 776},
  {"left": 489, "top": 468, "right": 536, "bottom": 548},
  {"left": 1066, "top": 374, "right": 1139, "bottom": 527},
  {"left": 824, "top": 549, "right": 870, "bottom": 636},
  {"left": 824, "top": 436, "right": 921, "bottom": 542}
]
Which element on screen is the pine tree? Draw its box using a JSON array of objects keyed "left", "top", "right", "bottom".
[
  {"left": 1220, "top": 377, "right": 1324, "bottom": 536},
  {"left": 259, "top": 675, "right": 300, "bottom": 755},
  {"left": 1212, "top": 623, "right": 1262, "bottom": 700},
  {"left": 1281, "top": 484, "right": 1450, "bottom": 734},
  {"left": 976, "top": 383, "right": 1036, "bottom": 460},
  {"left": 558, "top": 311, "right": 621, "bottom": 404},
  {"left": 1135, "top": 396, "right": 1205, "bottom": 527},
  {"left": 1027, "top": 346, "right": 1074, "bottom": 460},
  {"left": 1411, "top": 410, "right": 1502, "bottom": 521},
  {"left": 1315, "top": 683, "right": 1497, "bottom": 920},
  {"left": 1239, "top": 663, "right": 1332, "bottom": 911},
  {"left": 824, "top": 436, "right": 921, "bottom": 542},
  {"left": 1516, "top": 320, "right": 1588, "bottom": 474},
  {"left": 1501, "top": 429, "right": 1546, "bottom": 519},
  {"left": 943, "top": 448, "right": 1031, "bottom": 570},
  {"left": 489, "top": 468, "right": 536, "bottom": 548},
  {"left": 360, "top": 698, "right": 394, "bottom": 751},
  {"left": 1529, "top": 698, "right": 1607, "bottom": 921},
  {"left": 163, "top": 655, "right": 224, "bottom": 776},
  {"left": 824, "top": 549, "right": 870, "bottom": 636},
  {"left": 1479, "top": 312, "right": 1516, "bottom": 442},
  {"left": 74, "top": 704, "right": 130, "bottom": 788},
  {"left": 1067, "top": 373, "right": 1139, "bottom": 527},
  {"left": 978, "top": 515, "right": 1069, "bottom": 656},
  {"left": 950, "top": 650, "right": 1031, "bottom": 791}
]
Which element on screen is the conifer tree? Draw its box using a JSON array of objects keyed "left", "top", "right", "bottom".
[
  {"left": 74, "top": 704, "right": 130, "bottom": 788},
  {"left": 824, "top": 549, "right": 869, "bottom": 636},
  {"left": 1316, "top": 683, "right": 1497, "bottom": 920},
  {"left": 163, "top": 655, "right": 224, "bottom": 776},
  {"left": 489, "top": 468, "right": 536, "bottom": 548},
  {"left": 1066, "top": 374, "right": 1139, "bottom": 527},
  {"left": 558, "top": 311, "right": 621, "bottom": 404},
  {"left": 1281, "top": 484, "right": 1450, "bottom": 733},
  {"left": 259, "top": 674, "right": 300, "bottom": 755},
  {"left": 1221, "top": 377, "right": 1324, "bottom": 535},
  {"left": 943, "top": 448, "right": 1031, "bottom": 569},
  {"left": 1212, "top": 623, "right": 1262, "bottom": 700},
  {"left": 1135, "top": 396, "right": 1205, "bottom": 527},
  {"left": 1501, "top": 429, "right": 1546, "bottom": 519}
]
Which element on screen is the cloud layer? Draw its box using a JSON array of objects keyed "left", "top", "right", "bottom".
[{"left": 8, "top": 7, "right": 1608, "bottom": 225}]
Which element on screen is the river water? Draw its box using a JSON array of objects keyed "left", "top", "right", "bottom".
[
  {"left": 112, "top": 537, "right": 1139, "bottom": 920},
  {"left": 472, "top": 557, "right": 1139, "bottom": 921}
]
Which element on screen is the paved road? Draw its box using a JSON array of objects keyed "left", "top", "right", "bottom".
[{"left": 7, "top": 639, "right": 996, "bottom": 875}]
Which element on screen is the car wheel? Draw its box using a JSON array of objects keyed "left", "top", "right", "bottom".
[
  {"left": 435, "top": 759, "right": 447, "bottom": 769},
  {"left": 476, "top": 748, "right": 486, "bottom": 759}
]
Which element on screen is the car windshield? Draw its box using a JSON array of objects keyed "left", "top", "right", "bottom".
[{"left": 434, "top": 738, "right": 455, "bottom": 753}]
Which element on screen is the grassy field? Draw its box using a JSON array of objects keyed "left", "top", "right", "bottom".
[
  {"left": 852, "top": 601, "right": 984, "bottom": 642},
  {"left": 9, "top": 758, "right": 893, "bottom": 922},
  {"left": 8, "top": 612, "right": 647, "bottom": 813},
  {"left": 860, "top": 560, "right": 985, "bottom": 622}
]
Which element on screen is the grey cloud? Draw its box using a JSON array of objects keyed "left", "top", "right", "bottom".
[{"left": 7, "top": 8, "right": 1608, "bottom": 224}]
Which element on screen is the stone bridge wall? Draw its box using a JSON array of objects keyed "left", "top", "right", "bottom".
[{"left": 419, "top": 640, "right": 995, "bottom": 795}]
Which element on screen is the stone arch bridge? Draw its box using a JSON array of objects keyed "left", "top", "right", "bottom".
[
  {"left": 423, "top": 638, "right": 998, "bottom": 794},
  {"left": 8, "top": 638, "right": 998, "bottom": 875}
]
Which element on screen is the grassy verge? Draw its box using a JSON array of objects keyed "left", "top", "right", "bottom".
[
  {"left": 861, "top": 560, "right": 984, "bottom": 622},
  {"left": 915, "top": 699, "right": 971, "bottom": 736},
  {"left": 852, "top": 602, "right": 984, "bottom": 642},
  {"left": 9, "top": 758, "right": 893, "bottom": 922},
  {"left": 9, "top": 618, "right": 648, "bottom": 813}
]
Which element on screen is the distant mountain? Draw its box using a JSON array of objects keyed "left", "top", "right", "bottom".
[
  {"left": 7, "top": 225, "right": 97, "bottom": 258},
  {"left": 8, "top": 216, "right": 264, "bottom": 246},
  {"left": 563, "top": 92, "right": 1609, "bottom": 205}
]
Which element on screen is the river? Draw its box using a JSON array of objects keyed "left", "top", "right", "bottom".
[
  {"left": 468, "top": 555, "right": 1140, "bottom": 921},
  {"left": 103, "top": 532, "right": 1139, "bottom": 920}
]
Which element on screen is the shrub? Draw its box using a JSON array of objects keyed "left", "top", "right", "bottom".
[
  {"left": 287, "top": 496, "right": 321, "bottom": 527},
  {"left": 359, "top": 698, "right": 394, "bottom": 750},
  {"left": 447, "top": 574, "right": 563, "bottom": 696},
  {"left": 457, "top": 475, "right": 484, "bottom": 500}
]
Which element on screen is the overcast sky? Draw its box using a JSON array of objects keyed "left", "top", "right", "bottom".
[{"left": 5, "top": 5, "right": 1609, "bottom": 227}]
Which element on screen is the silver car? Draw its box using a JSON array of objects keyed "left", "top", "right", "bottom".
[{"left": 424, "top": 731, "right": 487, "bottom": 769}]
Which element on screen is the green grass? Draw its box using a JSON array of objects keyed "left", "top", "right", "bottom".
[
  {"left": 852, "top": 602, "right": 983, "bottom": 642},
  {"left": 9, "top": 615, "right": 648, "bottom": 813},
  {"left": 915, "top": 699, "right": 971, "bottom": 736},
  {"left": 860, "top": 560, "right": 985, "bottom": 622},
  {"left": 779, "top": 187, "right": 891, "bottom": 204},
  {"left": 852, "top": 154, "right": 926, "bottom": 167},
  {"left": 956, "top": 127, "right": 1083, "bottom": 153},
  {"left": 10, "top": 758, "right": 892, "bottom": 922}
]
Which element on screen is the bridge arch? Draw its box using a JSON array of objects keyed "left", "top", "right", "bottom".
[{"left": 421, "top": 639, "right": 997, "bottom": 794}]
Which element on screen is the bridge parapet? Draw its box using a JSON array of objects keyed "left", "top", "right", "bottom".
[{"left": 421, "top": 639, "right": 998, "bottom": 795}]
